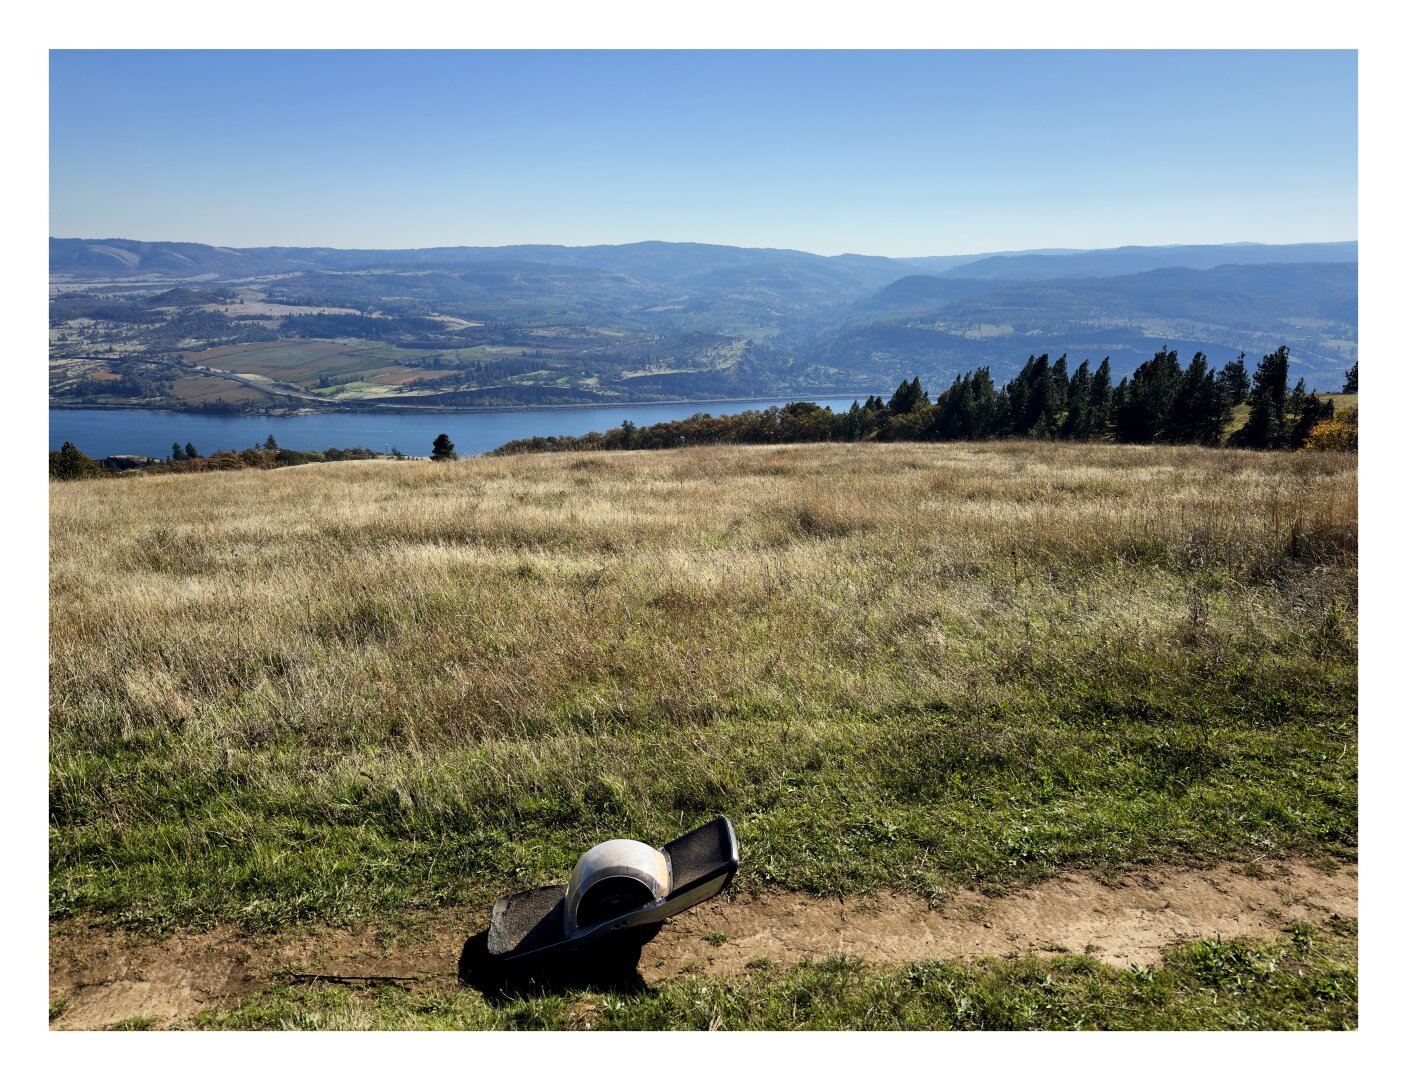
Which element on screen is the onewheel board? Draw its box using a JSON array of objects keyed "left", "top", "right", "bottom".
[{"left": 486, "top": 816, "right": 739, "bottom": 966}]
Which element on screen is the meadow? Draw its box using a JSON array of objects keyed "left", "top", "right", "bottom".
[{"left": 49, "top": 440, "right": 1357, "bottom": 1027}]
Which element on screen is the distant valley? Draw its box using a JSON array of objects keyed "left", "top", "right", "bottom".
[{"left": 50, "top": 237, "right": 1358, "bottom": 411}]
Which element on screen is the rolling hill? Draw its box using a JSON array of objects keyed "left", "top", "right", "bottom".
[
  {"left": 49, "top": 237, "right": 1359, "bottom": 407},
  {"left": 814, "top": 261, "right": 1357, "bottom": 389}
]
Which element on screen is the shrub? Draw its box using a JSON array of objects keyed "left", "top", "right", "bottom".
[{"left": 1303, "top": 408, "right": 1358, "bottom": 453}]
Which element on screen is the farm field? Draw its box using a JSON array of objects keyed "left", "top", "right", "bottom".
[
  {"left": 169, "top": 375, "right": 277, "bottom": 407},
  {"left": 49, "top": 440, "right": 1357, "bottom": 1028},
  {"left": 182, "top": 341, "right": 461, "bottom": 395}
]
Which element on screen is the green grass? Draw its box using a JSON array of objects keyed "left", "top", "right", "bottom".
[
  {"left": 108, "top": 1015, "right": 158, "bottom": 1031},
  {"left": 49, "top": 443, "right": 1357, "bottom": 934},
  {"left": 194, "top": 920, "right": 1356, "bottom": 1030}
]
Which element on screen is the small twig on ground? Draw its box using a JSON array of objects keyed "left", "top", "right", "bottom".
[{"left": 282, "top": 972, "right": 435, "bottom": 985}]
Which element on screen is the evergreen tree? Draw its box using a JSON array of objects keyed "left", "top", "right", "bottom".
[
  {"left": 1217, "top": 353, "right": 1251, "bottom": 406},
  {"left": 1209, "top": 363, "right": 1234, "bottom": 439},
  {"left": 1114, "top": 348, "right": 1182, "bottom": 443},
  {"left": 839, "top": 400, "right": 881, "bottom": 441},
  {"left": 1046, "top": 355, "right": 1070, "bottom": 432},
  {"left": 50, "top": 441, "right": 101, "bottom": 481},
  {"left": 1231, "top": 346, "right": 1291, "bottom": 449},
  {"left": 887, "top": 377, "right": 929, "bottom": 415},
  {"left": 430, "top": 433, "right": 457, "bottom": 461},
  {"left": 1001, "top": 354, "right": 1063, "bottom": 437},
  {"left": 967, "top": 368, "right": 998, "bottom": 439},
  {"left": 1343, "top": 361, "right": 1358, "bottom": 394},
  {"left": 1061, "top": 360, "right": 1093, "bottom": 439},
  {"left": 992, "top": 376, "right": 1014, "bottom": 437},
  {"left": 1287, "top": 385, "right": 1336, "bottom": 450},
  {"left": 1108, "top": 376, "right": 1130, "bottom": 436},
  {"left": 263, "top": 434, "right": 278, "bottom": 451},
  {"left": 184, "top": 442, "right": 199, "bottom": 460},
  {"left": 838, "top": 400, "right": 863, "bottom": 440},
  {"left": 935, "top": 369, "right": 999, "bottom": 440},
  {"left": 931, "top": 376, "right": 960, "bottom": 438},
  {"left": 1286, "top": 378, "right": 1308, "bottom": 433},
  {"left": 1088, "top": 359, "right": 1113, "bottom": 440},
  {"left": 1005, "top": 355, "right": 1038, "bottom": 435},
  {"left": 171, "top": 442, "right": 186, "bottom": 462},
  {"left": 933, "top": 374, "right": 969, "bottom": 440},
  {"left": 888, "top": 379, "right": 911, "bottom": 414},
  {"left": 1167, "top": 352, "right": 1223, "bottom": 445}
]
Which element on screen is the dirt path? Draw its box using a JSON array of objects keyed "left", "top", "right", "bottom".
[
  {"left": 50, "top": 859, "right": 1356, "bottom": 1030},
  {"left": 644, "top": 859, "right": 1356, "bottom": 981}
]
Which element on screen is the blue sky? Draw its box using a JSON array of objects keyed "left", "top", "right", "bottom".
[{"left": 49, "top": 50, "right": 1357, "bottom": 256}]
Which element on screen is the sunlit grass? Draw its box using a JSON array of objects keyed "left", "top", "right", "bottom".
[{"left": 50, "top": 441, "right": 1357, "bottom": 931}]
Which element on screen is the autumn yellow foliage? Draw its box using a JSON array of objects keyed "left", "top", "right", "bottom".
[{"left": 1303, "top": 407, "right": 1358, "bottom": 453}]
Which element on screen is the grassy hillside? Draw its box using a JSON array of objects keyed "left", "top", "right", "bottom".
[{"left": 50, "top": 442, "right": 1357, "bottom": 940}]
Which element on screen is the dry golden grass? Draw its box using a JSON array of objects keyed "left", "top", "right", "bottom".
[{"left": 49, "top": 441, "right": 1357, "bottom": 930}]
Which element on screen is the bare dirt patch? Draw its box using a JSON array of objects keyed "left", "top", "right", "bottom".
[
  {"left": 643, "top": 859, "right": 1357, "bottom": 982},
  {"left": 50, "top": 859, "right": 1355, "bottom": 1029},
  {"left": 170, "top": 375, "right": 275, "bottom": 406},
  {"left": 49, "top": 925, "right": 260, "bottom": 1030}
]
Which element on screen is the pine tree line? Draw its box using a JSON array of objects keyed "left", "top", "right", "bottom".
[
  {"left": 495, "top": 346, "right": 1348, "bottom": 455},
  {"left": 878, "top": 346, "right": 1330, "bottom": 449}
]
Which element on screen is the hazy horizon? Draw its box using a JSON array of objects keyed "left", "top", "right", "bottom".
[{"left": 47, "top": 234, "right": 1358, "bottom": 263}]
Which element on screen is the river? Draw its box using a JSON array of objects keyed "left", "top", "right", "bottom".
[{"left": 48, "top": 396, "right": 875, "bottom": 460}]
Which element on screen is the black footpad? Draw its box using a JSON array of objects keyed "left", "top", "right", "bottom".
[
  {"left": 487, "top": 884, "right": 567, "bottom": 958},
  {"left": 662, "top": 816, "right": 740, "bottom": 900}
]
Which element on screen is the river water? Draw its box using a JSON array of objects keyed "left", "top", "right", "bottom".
[{"left": 49, "top": 396, "right": 874, "bottom": 460}]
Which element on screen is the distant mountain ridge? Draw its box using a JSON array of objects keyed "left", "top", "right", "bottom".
[
  {"left": 855, "top": 261, "right": 1358, "bottom": 324},
  {"left": 50, "top": 236, "right": 1357, "bottom": 286},
  {"left": 943, "top": 242, "right": 1358, "bottom": 281}
]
